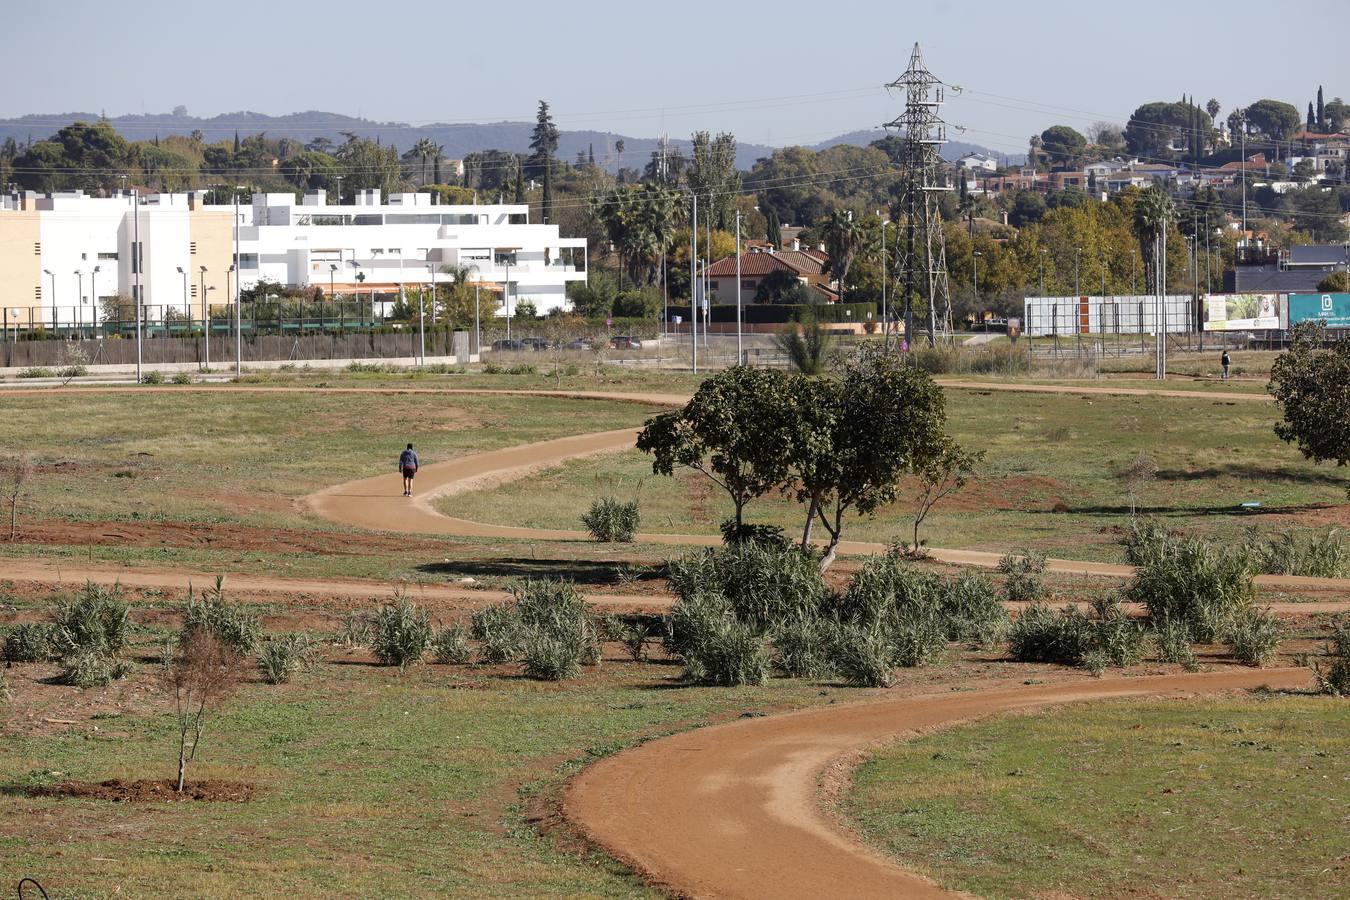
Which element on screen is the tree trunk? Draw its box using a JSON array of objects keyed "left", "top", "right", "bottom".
[
  {"left": 177, "top": 732, "right": 188, "bottom": 793},
  {"left": 819, "top": 538, "right": 840, "bottom": 571},
  {"left": 800, "top": 497, "right": 817, "bottom": 550}
]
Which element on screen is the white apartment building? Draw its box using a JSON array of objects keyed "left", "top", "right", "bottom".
[{"left": 0, "top": 188, "right": 587, "bottom": 329}]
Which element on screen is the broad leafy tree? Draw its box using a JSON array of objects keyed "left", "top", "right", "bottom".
[
  {"left": 1270, "top": 322, "right": 1350, "bottom": 495},
  {"left": 636, "top": 367, "right": 798, "bottom": 532},
  {"left": 1039, "top": 125, "right": 1086, "bottom": 168},
  {"left": 1244, "top": 99, "right": 1302, "bottom": 141}
]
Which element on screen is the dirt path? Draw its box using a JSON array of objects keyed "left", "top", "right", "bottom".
[
  {"left": 303, "top": 423, "right": 1350, "bottom": 596},
  {"left": 565, "top": 667, "right": 1311, "bottom": 900}
]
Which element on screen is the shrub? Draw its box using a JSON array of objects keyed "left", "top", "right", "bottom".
[
  {"left": 141, "top": 371, "right": 165, "bottom": 384},
  {"left": 829, "top": 625, "right": 896, "bottom": 687},
  {"left": 370, "top": 596, "right": 433, "bottom": 669},
  {"left": 681, "top": 619, "right": 767, "bottom": 686},
  {"left": 181, "top": 580, "right": 261, "bottom": 655},
  {"left": 770, "top": 616, "right": 832, "bottom": 678},
  {"left": 0, "top": 670, "right": 9, "bottom": 702},
  {"left": 1247, "top": 528, "right": 1349, "bottom": 578},
  {"left": 1155, "top": 618, "right": 1199, "bottom": 670},
  {"left": 666, "top": 544, "right": 826, "bottom": 633},
  {"left": 433, "top": 623, "right": 473, "bottom": 664},
  {"left": 666, "top": 592, "right": 735, "bottom": 660},
  {"left": 582, "top": 497, "right": 641, "bottom": 542},
  {"left": 258, "top": 633, "right": 317, "bottom": 684},
  {"left": 1124, "top": 517, "right": 1171, "bottom": 565},
  {"left": 506, "top": 364, "right": 537, "bottom": 375},
  {"left": 997, "top": 549, "right": 1048, "bottom": 602},
  {"left": 840, "top": 555, "right": 943, "bottom": 629},
  {"left": 58, "top": 365, "right": 88, "bottom": 379},
  {"left": 4, "top": 623, "right": 54, "bottom": 663},
  {"left": 513, "top": 579, "right": 601, "bottom": 667},
  {"left": 719, "top": 518, "right": 790, "bottom": 550},
  {"left": 1309, "top": 617, "right": 1350, "bottom": 696},
  {"left": 51, "top": 582, "right": 130, "bottom": 659},
  {"left": 521, "top": 631, "right": 583, "bottom": 681},
  {"left": 338, "top": 611, "right": 371, "bottom": 648},
  {"left": 18, "top": 367, "right": 54, "bottom": 379},
  {"left": 1008, "top": 603, "right": 1095, "bottom": 666},
  {"left": 171, "top": 372, "right": 194, "bottom": 385},
  {"left": 60, "top": 648, "right": 131, "bottom": 688},
  {"left": 608, "top": 615, "right": 659, "bottom": 662},
  {"left": 1125, "top": 535, "right": 1256, "bottom": 642},
  {"left": 1088, "top": 596, "right": 1147, "bottom": 667},
  {"left": 887, "top": 611, "right": 949, "bottom": 668},
  {"left": 471, "top": 602, "right": 523, "bottom": 664},
  {"left": 940, "top": 571, "right": 1009, "bottom": 646},
  {"left": 1225, "top": 607, "right": 1282, "bottom": 667}
]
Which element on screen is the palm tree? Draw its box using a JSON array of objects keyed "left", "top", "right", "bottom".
[
  {"left": 1028, "top": 135, "right": 1043, "bottom": 172},
  {"left": 819, "top": 210, "right": 863, "bottom": 303},
  {"left": 1133, "top": 187, "right": 1176, "bottom": 294},
  {"left": 411, "top": 138, "right": 437, "bottom": 185}
]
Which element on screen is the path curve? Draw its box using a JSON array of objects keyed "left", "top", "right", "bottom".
[
  {"left": 565, "top": 667, "right": 1311, "bottom": 900},
  {"left": 303, "top": 413, "right": 1350, "bottom": 595}
]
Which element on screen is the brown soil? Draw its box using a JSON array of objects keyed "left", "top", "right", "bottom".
[
  {"left": 10, "top": 518, "right": 466, "bottom": 557},
  {"left": 564, "top": 667, "right": 1312, "bottom": 900},
  {"left": 30, "top": 778, "right": 255, "bottom": 802}
]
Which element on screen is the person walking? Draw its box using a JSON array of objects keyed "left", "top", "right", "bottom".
[
  {"left": 1221, "top": 350, "right": 1231, "bottom": 381},
  {"left": 399, "top": 443, "right": 419, "bottom": 497}
]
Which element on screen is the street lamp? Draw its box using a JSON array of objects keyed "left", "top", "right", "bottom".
[
  {"left": 74, "top": 269, "right": 84, "bottom": 332},
  {"left": 43, "top": 269, "right": 56, "bottom": 330},
  {"left": 232, "top": 186, "right": 245, "bottom": 377},
  {"left": 329, "top": 263, "right": 337, "bottom": 302},
  {"left": 90, "top": 265, "right": 100, "bottom": 335},
  {"left": 176, "top": 266, "right": 188, "bottom": 329},
  {"left": 199, "top": 265, "right": 211, "bottom": 371},
  {"left": 503, "top": 253, "right": 513, "bottom": 343},
  {"left": 1039, "top": 248, "right": 1047, "bottom": 296}
]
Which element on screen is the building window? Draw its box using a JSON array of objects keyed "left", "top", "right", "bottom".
[
  {"left": 710, "top": 280, "right": 720, "bottom": 292},
  {"left": 741, "top": 280, "right": 755, "bottom": 290},
  {"left": 239, "top": 253, "right": 259, "bottom": 269},
  {"left": 97, "top": 252, "right": 118, "bottom": 260}
]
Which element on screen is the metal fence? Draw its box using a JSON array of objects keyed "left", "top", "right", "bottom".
[
  {"left": 2, "top": 301, "right": 407, "bottom": 340},
  {"left": 0, "top": 330, "right": 475, "bottom": 370},
  {"left": 1023, "top": 296, "right": 1193, "bottom": 336}
]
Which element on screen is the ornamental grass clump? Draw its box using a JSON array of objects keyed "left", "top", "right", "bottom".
[
  {"left": 1247, "top": 527, "right": 1349, "bottom": 579},
  {"left": 997, "top": 549, "right": 1048, "bottom": 602},
  {"left": 52, "top": 582, "right": 131, "bottom": 687},
  {"left": 1008, "top": 597, "right": 1146, "bottom": 673},
  {"left": 666, "top": 543, "right": 827, "bottom": 632},
  {"left": 182, "top": 578, "right": 261, "bottom": 655},
  {"left": 770, "top": 615, "right": 833, "bottom": 679},
  {"left": 1125, "top": 534, "right": 1256, "bottom": 642},
  {"left": 829, "top": 624, "right": 897, "bottom": 688},
  {"left": 370, "top": 596, "right": 433, "bottom": 670},
  {"left": 471, "top": 603, "right": 523, "bottom": 664},
  {"left": 258, "top": 633, "right": 318, "bottom": 685},
  {"left": 432, "top": 623, "right": 473, "bottom": 665},
  {"left": 581, "top": 497, "right": 641, "bottom": 542},
  {"left": 1224, "top": 607, "right": 1283, "bottom": 667},
  {"left": 1309, "top": 617, "right": 1350, "bottom": 696},
  {"left": 4, "top": 623, "right": 55, "bottom": 663}
]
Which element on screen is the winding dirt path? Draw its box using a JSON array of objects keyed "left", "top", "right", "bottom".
[{"left": 565, "top": 667, "right": 1312, "bottom": 900}]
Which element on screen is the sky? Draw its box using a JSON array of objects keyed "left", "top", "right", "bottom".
[{"left": 4, "top": 0, "right": 1348, "bottom": 153}]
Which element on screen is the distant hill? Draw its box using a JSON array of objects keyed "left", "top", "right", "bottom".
[{"left": 0, "top": 110, "right": 1013, "bottom": 172}]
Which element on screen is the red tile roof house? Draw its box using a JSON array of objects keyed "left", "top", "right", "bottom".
[{"left": 704, "top": 247, "right": 833, "bottom": 304}]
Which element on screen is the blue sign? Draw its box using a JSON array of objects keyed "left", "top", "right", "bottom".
[{"left": 1289, "top": 293, "right": 1350, "bottom": 328}]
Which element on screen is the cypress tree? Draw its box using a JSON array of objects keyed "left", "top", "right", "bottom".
[
  {"left": 1317, "top": 86, "right": 1325, "bottom": 130},
  {"left": 233, "top": 130, "right": 240, "bottom": 153}
]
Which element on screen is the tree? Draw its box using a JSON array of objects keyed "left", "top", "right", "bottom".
[
  {"left": 1133, "top": 187, "right": 1176, "bottom": 293},
  {"left": 819, "top": 210, "right": 863, "bottom": 302},
  {"left": 1118, "top": 452, "right": 1157, "bottom": 516},
  {"left": 1317, "top": 272, "right": 1350, "bottom": 293},
  {"left": 753, "top": 269, "right": 813, "bottom": 304},
  {"left": 530, "top": 101, "right": 559, "bottom": 224},
  {"left": 1326, "top": 97, "right": 1349, "bottom": 133},
  {"left": 161, "top": 628, "right": 242, "bottom": 793},
  {"left": 1008, "top": 191, "right": 1047, "bottom": 228},
  {"left": 909, "top": 440, "right": 982, "bottom": 553},
  {"left": 590, "top": 184, "right": 682, "bottom": 286},
  {"left": 1088, "top": 121, "right": 1125, "bottom": 149},
  {"left": 334, "top": 135, "right": 400, "bottom": 194},
  {"left": 1308, "top": 102, "right": 1317, "bottom": 133},
  {"left": 688, "top": 131, "right": 742, "bottom": 229},
  {"left": 1028, "top": 134, "right": 1043, "bottom": 171},
  {"left": 1124, "top": 101, "right": 1202, "bottom": 159},
  {"left": 765, "top": 208, "right": 782, "bottom": 249},
  {"left": 1317, "top": 86, "right": 1325, "bottom": 131},
  {"left": 1206, "top": 98, "right": 1221, "bottom": 122},
  {"left": 1269, "top": 322, "right": 1350, "bottom": 494},
  {"left": 3, "top": 454, "right": 34, "bottom": 540},
  {"left": 773, "top": 316, "right": 835, "bottom": 375},
  {"left": 636, "top": 367, "right": 797, "bottom": 532},
  {"left": 1040, "top": 125, "right": 1087, "bottom": 168},
  {"left": 410, "top": 137, "right": 438, "bottom": 184},
  {"left": 1244, "top": 99, "right": 1302, "bottom": 141},
  {"left": 787, "top": 346, "right": 956, "bottom": 568}
]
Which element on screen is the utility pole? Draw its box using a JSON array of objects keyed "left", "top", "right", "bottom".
[
  {"left": 885, "top": 43, "right": 958, "bottom": 346},
  {"left": 234, "top": 188, "right": 243, "bottom": 377},
  {"left": 199, "top": 266, "right": 210, "bottom": 371},
  {"left": 879, "top": 213, "right": 888, "bottom": 348},
  {"left": 690, "top": 193, "right": 698, "bottom": 373},
  {"left": 133, "top": 186, "right": 142, "bottom": 383},
  {"left": 735, "top": 209, "right": 742, "bottom": 362}
]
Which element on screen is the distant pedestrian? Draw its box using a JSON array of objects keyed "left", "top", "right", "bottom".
[
  {"left": 399, "top": 443, "right": 419, "bottom": 497},
  {"left": 1221, "top": 350, "right": 1231, "bottom": 381}
]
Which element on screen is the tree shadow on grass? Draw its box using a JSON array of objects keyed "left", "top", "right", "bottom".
[
  {"left": 1033, "top": 502, "right": 1336, "bottom": 518},
  {"left": 414, "top": 558, "right": 664, "bottom": 585},
  {"left": 1154, "top": 464, "right": 1347, "bottom": 487}
]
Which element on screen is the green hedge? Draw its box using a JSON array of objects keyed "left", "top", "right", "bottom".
[{"left": 665, "top": 302, "right": 877, "bottom": 324}]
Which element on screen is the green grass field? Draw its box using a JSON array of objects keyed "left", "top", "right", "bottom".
[
  {"left": 448, "top": 388, "right": 1348, "bottom": 562},
  {"left": 842, "top": 695, "right": 1349, "bottom": 899}
]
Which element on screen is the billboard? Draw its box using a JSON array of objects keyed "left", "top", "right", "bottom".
[
  {"left": 1288, "top": 293, "right": 1350, "bottom": 328},
  {"left": 1203, "top": 293, "right": 1280, "bottom": 331}
]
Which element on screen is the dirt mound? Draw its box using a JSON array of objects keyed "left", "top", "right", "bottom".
[{"left": 30, "top": 778, "right": 255, "bottom": 803}]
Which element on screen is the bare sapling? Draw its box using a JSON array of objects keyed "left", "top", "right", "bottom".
[
  {"left": 3, "top": 454, "right": 35, "bottom": 541},
  {"left": 161, "top": 628, "right": 242, "bottom": 792}
]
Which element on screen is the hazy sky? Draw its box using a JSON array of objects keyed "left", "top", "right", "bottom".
[{"left": 4, "top": 0, "right": 1347, "bottom": 152}]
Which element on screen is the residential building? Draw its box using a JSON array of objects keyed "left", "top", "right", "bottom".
[
  {"left": 1224, "top": 242, "right": 1349, "bottom": 293},
  {"left": 703, "top": 245, "right": 831, "bottom": 302},
  {"left": 956, "top": 152, "right": 998, "bottom": 172},
  {"left": 0, "top": 188, "right": 587, "bottom": 328}
]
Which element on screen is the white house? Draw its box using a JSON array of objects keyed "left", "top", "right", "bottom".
[
  {"left": 0, "top": 188, "right": 587, "bottom": 329},
  {"left": 956, "top": 152, "right": 998, "bottom": 172}
]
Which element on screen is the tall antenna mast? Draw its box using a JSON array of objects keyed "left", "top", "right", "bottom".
[{"left": 884, "top": 43, "right": 960, "bottom": 345}]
